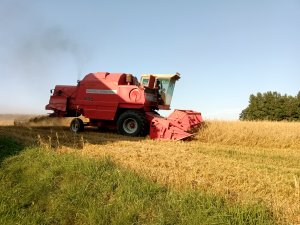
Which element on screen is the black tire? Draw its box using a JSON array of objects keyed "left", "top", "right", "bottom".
[
  {"left": 70, "top": 118, "right": 84, "bottom": 133},
  {"left": 117, "top": 110, "right": 149, "bottom": 137}
]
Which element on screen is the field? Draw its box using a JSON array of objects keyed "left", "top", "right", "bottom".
[{"left": 0, "top": 115, "right": 300, "bottom": 224}]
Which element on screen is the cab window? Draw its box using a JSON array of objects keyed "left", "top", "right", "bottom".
[{"left": 141, "top": 78, "right": 149, "bottom": 86}]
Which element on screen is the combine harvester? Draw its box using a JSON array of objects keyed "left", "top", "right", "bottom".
[{"left": 45, "top": 72, "right": 202, "bottom": 140}]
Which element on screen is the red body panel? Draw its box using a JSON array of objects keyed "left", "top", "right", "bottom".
[{"left": 46, "top": 72, "right": 158, "bottom": 120}]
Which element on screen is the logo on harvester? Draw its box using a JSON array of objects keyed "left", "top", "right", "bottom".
[{"left": 86, "top": 89, "right": 117, "bottom": 94}]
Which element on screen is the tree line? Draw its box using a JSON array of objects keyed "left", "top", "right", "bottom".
[{"left": 240, "top": 91, "right": 300, "bottom": 121}]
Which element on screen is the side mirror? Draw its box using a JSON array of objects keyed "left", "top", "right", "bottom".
[{"left": 50, "top": 89, "right": 54, "bottom": 94}]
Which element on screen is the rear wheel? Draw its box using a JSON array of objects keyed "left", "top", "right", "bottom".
[
  {"left": 117, "top": 110, "right": 149, "bottom": 137},
  {"left": 70, "top": 118, "right": 84, "bottom": 133}
]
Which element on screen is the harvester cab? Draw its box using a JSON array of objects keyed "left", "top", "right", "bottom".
[{"left": 140, "top": 73, "right": 180, "bottom": 110}]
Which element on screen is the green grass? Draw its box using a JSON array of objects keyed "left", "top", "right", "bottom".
[
  {"left": 0, "top": 136, "right": 24, "bottom": 163},
  {"left": 0, "top": 136, "right": 275, "bottom": 225}
]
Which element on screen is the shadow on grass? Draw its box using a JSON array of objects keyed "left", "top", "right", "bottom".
[
  {"left": 0, "top": 125, "right": 145, "bottom": 150},
  {"left": 0, "top": 136, "right": 25, "bottom": 164}
]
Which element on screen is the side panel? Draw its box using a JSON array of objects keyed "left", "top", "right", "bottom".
[
  {"left": 72, "top": 73, "right": 129, "bottom": 120},
  {"left": 75, "top": 87, "right": 119, "bottom": 120}
]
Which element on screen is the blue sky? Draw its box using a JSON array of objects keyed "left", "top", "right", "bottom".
[{"left": 0, "top": 0, "right": 299, "bottom": 119}]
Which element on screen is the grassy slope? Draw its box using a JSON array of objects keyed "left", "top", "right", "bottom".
[
  {"left": 1, "top": 119, "right": 299, "bottom": 224},
  {"left": 0, "top": 136, "right": 274, "bottom": 225}
]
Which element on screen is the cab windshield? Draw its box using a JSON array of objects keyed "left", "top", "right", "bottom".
[{"left": 156, "top": 78, "right": 175, "bottom": 106}]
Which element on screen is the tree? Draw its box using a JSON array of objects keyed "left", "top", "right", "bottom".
[{"left": 240, "top": 91, "right": 300, "bottom": 121}]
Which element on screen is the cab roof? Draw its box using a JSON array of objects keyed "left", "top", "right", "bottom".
[{"left": 141, "top": 73, "right": 180, "bottom": 80}]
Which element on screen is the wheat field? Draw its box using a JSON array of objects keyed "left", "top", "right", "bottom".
[{"left": 0, "top": 116, "right": 299, "bottom": 224}]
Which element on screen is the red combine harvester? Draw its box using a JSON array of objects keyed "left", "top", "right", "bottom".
[{"left": 46, "top": 72, "right": 203, "bottom": 140}]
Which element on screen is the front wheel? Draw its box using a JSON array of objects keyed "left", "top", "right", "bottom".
[
  {"left": 117, "top": 110, "right": 149, "bottom": 137},
  {"left": 70, "top": 118, "right": 84, "bottom": 133}
]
